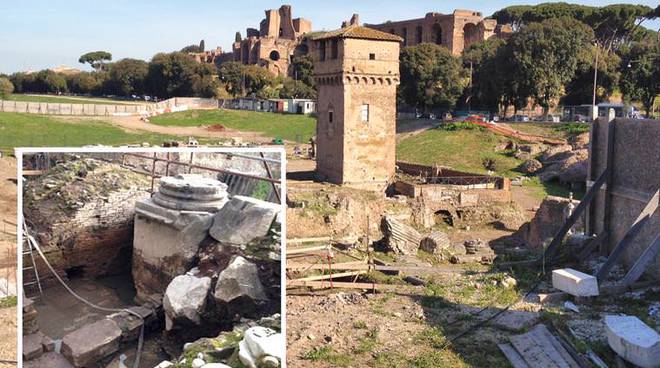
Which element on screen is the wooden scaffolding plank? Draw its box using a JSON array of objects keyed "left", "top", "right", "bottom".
[
  {"left": 293, "top": 270, "right": 366, "bottom": 282},
  {"left": 287, "top": 245, "right": 330, "bottom": 255},
  {"left": 620, "top": 232, "right": 660, "bottom": 286},
  {"left": 544, "top": 170, "right": 608, "bottom": 260},
  {"left": 596, "top": 190, "right": 659, "bottom": 282},
  {"left": 286, "top": 280, "right": 401, "bottom": 290}
]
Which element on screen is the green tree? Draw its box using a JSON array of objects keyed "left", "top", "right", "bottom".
[
  {"left": 492, "top": 3, "right": 653, "bottom": 50},
  {"left": 199, "top": 39, "right": 205, "bottom": 52},
  {"left": 68, "top": 72, "right": 102, "bottom": 95},
  {"left": 78, "top": 51, "right": 112, "bottom": 71},
  {"left": 290, "top": 54, "right": 315, "bottom": 88},
  {"left": 108, "top": 58, "right": 149, "bottom": 96},
  {"left": 0, "top": 77, "right": 14, "bottom": 99},
  {"left": 33, "top": 70, "right": 67, "bottom": 93},
  {"left": 279, "top": 78, "right": 316, "bottom": 99},
  {"left": 506, "top": 17, "right": 594, "bottom": 115},
  {"left": 399, "top": 43, "right": 466, "bottom": 111},
  {"left": 619, "top": 36, "right": 660, "bottom": 117},
  {"left": 462, "top": 38, "right": 506, "bottom": 114},
  {"left": 180, "top": 45, "right": 202, "bottom": 53},
  {"left": 562, "top": 45, "right": 620, "bottom": 105},
  {"left": 235, "top": 32, "right": 242, "bottom": 43},
  {"left": 146, "top": 52, "right": 219, "bottom": 98},
  {"left": 218, "top": 61, "right": 247, "bottom": 96}
]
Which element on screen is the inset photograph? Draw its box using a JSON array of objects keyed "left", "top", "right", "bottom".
[{"left": 19, "top": 149, "right": 284, "bottom": 368}]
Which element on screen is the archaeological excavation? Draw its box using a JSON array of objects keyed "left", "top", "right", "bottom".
[
  {"left": 21, "top": 151, "right": 284, "bottom": 368},
  {"left": 284, "top": 14, "right": 659, "bottom": 368}
]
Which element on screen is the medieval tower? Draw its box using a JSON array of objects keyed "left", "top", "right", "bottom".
[{"left": 311, "top": 15, "right": 402, "bottom": 191}]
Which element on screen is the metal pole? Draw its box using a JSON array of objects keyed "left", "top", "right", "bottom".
[
  {"left": 259, "top": 152, "right": 281, "bottom": 203},
  {"left": 592, "top": 44, "right": 599, "bottom": 120}
]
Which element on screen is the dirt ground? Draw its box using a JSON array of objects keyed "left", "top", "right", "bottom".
[
  {"left": 54, "top": 115, "right": 274, "bottom": 143},
  {"left": 0, "top": 306, "right": 16, "bottom": 366}
]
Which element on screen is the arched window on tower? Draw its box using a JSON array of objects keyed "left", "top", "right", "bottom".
[{"left": 433, "top": 23, "right": 443, "bottom": 45}]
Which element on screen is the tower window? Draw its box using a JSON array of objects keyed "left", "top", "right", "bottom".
[
  {"left": 331, "top": 39, "right": 338, "bottom": 59},
  {"left": 319, "top": 40, "right": 326, "bottom": 61},
  {"left": 361, "top": 104, "right": 369, "bottom": 123},
  {"left": 369, "top": 53, "right": 375, "bottom": 60},
  {"left": 329, "top": 110, "right": 334, "bottom": 123}
]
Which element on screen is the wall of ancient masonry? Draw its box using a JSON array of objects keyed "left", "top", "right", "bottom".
[
  {"left": 589, "top": 118, "right": 660, "bottom": 279},
  {"left": 314, "top": 37, "right": 400, "bottom": 189}
]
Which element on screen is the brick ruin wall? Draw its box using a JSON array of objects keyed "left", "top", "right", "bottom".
[
  {"left": 24, "top": 163, "right": 151, "bottom": 286},
  {"left": 588, "top": 118, "right": 660, "bottom": 280}
]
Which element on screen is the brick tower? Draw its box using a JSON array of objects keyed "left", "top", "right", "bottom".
[{"left": 311, "top": 16, "right": 402, "bottom": 191}]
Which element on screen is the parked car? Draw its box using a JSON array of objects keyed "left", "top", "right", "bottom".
[{"left": 512, "top": 114, "right": 530, "bottom": 122}]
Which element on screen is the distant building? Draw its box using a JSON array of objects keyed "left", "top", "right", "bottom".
[
  {"left": 231, "top": 5, "right": 312, "bottom": 76},
  {"left": 365, "top": 9, "right": 512, "bottom": 55},
  {"left": 312, "top": 15, "right": 402, "bottom": 191}
]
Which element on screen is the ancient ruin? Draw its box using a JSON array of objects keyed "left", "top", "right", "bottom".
[
  {"left": 231, "top": 5, "right": 312, "bottom": 76},
  {"left": 21, "top": 152, "right": 284, "bottom": 368},
  {"left": 311, "top": 16, "right": 402, "bottom": 191},
  {"left": 365, "top": 9, "right": 512, "bottom": 55}
]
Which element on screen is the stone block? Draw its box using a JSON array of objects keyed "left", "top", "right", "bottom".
[
  {"left": 108, "top": 311, "right": 143, "bottom": 342},
  {"left": 492, "top": 310, "right": 540, "bottom": 332},
  {"left": 604, "top": 315, "right": 660, "bottom": 368},
  {"left": 213, "top": 256, "right": 268, "bottom": 307},
  {"left": 551, "top": 268, "right": 599, "bottom": 297},
  {"left": 163, "top": 275, "right": 212, "bottom": 330},
  {"left": 210, "top": 196, "right": 280, "bottom": 245},
  {"left": 23, "top": 332, "right": 44, "bottom": 360},
  {"left": 61, "top": 319, "right": 122, "bottom": 367},
  {"left": 25, "top": 352, "right": 74, "bottom": 368}
]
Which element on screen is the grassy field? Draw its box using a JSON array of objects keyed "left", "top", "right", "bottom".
[
  {"left": 0, "top": 112, "right": 177, "bottom": 151},
  {"left": 503, "top": 122, "right": 590, "bottom": 139},
  {"left": 3, "top": 94, "right": 140, "bottom": 105},
  {"left": 396, "top": 127, "right": 523, "bottom": 177},
  {"left": 150, "top": 109, "right": 316, "bottom": 142}
]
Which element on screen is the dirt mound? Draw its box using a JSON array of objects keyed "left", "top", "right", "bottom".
[{"left": 206, "top": 124, "right": 227, "bottom": 132}]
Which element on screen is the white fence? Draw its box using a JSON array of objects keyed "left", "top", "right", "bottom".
[{"left": 0, "top": 97, "right": 219, "bottom": 117}]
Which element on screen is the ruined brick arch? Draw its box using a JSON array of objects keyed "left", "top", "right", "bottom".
[
  {"left": 432, "top": 23, "right": 443, "bottom": 45},
  {"left": 463, "top": 22, "right": 480, "bottom": 50}
]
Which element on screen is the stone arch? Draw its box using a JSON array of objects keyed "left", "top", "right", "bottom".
[
  {"left": 345, "top": 76, "right": 352, "bottom": 84},
  {"left": 370, "top": 77, "right": 376, "bottom": 84},
  {"left": 385, "top": 78, "right": 392, "bottom": 85},
  {"left": 361, "top": 77, "right": 368, "bottom": 84},
  {"left": 353, "top": 76, "right": 360, "bottom": 84},
  {"left": 463, "top": 23, "right": 480, "bottom": 50},
  {"left": 432, "top": 23, "right": 443, "bottom": 45},
  {"left": 377, "top": 77, "right": 384, "bottom": 85}
]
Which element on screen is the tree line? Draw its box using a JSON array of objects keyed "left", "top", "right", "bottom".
[
  {"left": 2, "top": 48, "right": 316, "bottom": 101},
  {"left": 399, "top": 3, "right": 659, "bottom": 117}
]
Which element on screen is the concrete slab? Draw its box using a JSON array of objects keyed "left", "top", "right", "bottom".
[
  {"left": 604, "top": 315, "right": 660, "bottom": 368},
  {"left": 25, "top": 352, "right": 74, "bottom": 368},
  {"left": 552, "top": 268, "right": 599, "bottom": 297},
  {"left": 61, "top": 319, "right": 122, "bottom": 367},
  {"left": 492, "top": 311, "right": 540, "bottom": 332}
]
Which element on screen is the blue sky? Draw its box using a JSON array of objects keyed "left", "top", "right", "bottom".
[{"left": 1, "top": 0, "right": 658, "bottom": 74}]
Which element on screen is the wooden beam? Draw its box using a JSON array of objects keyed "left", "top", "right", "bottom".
[
  {"left": 619, "top": 233, "right": 660, "bottom": 286},
  {"left": 287, "top": 245, "right": 329, "bottom": 255},
  {"left": 287, "top": 237, "right": 332, "bottom": 244},
  {"left": 544, "top": 169, "right": 608, "bottom": 260},
  {"left": 600, "top": 121, "right": 615, "bottom": 255},
  {"left": 293, "top": 270, "right": 366, "bottom": 282},
  {"left": 286, "top": 280, "right": 402, "bottom": 291},
  {"left": 596, "top": 190, "right": 659, "bottom": 282},
  {"left": 286, "top": 262, "right": 470, "bottom": 274}
]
